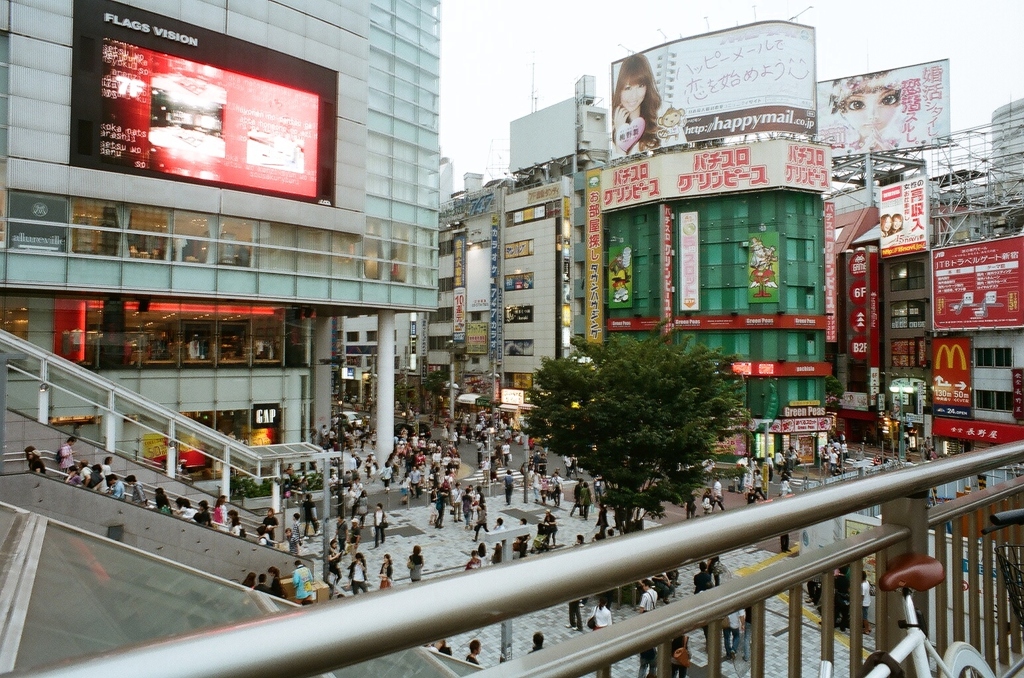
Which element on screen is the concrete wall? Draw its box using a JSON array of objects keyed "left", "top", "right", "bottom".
[{"left": 0, "top": 472, "right": 310, "bottom": 584}]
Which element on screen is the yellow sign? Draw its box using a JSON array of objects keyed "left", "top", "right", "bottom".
[
  {"left": 788, "top": 400, "right": 821, "bottom": 407},
  {"left": 466, "top": 322, "right": 488, "bottom": 354}
]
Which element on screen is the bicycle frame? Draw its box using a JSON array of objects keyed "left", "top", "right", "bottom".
[{"left": 863, "top": 589, "right": 995, "bottom": 678}]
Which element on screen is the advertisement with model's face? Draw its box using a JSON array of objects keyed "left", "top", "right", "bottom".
[
  {"left": 610, "top": 21, "right": 816, "bottom": 158},
  {"left": 817, "top": 59, "right": 950, "bottom": 153}
]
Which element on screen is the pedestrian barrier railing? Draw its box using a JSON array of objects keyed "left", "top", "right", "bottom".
[
  {"left": 17, "top": 441, "right": 1024, "bottom": 678},
  {"left": 0, "top": 328, "right": 275, "bottom": 487}
]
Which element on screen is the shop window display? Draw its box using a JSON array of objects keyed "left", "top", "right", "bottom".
[
  {"left": 127, "top": 206, "right": 170, "bottom": 260},
  {"left": 71, "top": 198, "right": 121, "bottom": 257}
]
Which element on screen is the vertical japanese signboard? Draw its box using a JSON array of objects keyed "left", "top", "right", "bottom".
[
  {"left": 490, "top": 215, "right": 502, "bottom": 361},
  {"left": 585, "top": 170, "right": 604, "bottom": 342},
  {"left": 661, "top": 205, "right": 673, "bottom": 332},
  {"left": 824, "top": 202, "right": 837, "bottom": 342},
  {"left": 932, "top": 337, "right": 972, "bottom": 419},
  {"left": 453, "top": 233, "right": 466, "bottom": 343},
  {"left": 1014, "top": 369, "right": 1024, "bottom": 420},
  {"left": 847, "top": 249, "right": 869, "bottom": 361},
  {"left": 879, "top": 178, "right": 929, "bottom": 258},
  {"left": 678, "top": 211, "right": 700, "bottom": 312}
]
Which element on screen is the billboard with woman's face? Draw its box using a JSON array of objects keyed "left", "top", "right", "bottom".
[
  {"left": 610, "top": 21, "right": 817, "bottom": 159},
  {"left": 817, "top": 60, "right": 950, "bottom": 153}
]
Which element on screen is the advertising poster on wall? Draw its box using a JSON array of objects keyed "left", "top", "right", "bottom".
[
  {"left": 466, "top": 245, "right": 490, "bottom": 312},
  {"left": 747, "top": 232, "right": 780, "bottom": 303},
  {"left": 817, "top": 59, "right": 950, "bottom": 154},
  {"left": 610, "top": 21, "right": 816, "bottom": 158},
  {"left": 466, "top": 322, "right": 488, "bottom": 355},
  {"left": 879, "top": 178, "right": 929, "bottom": 257},
  {"left": 677, "top": 211, "right": 700, "bottom": 312},
  {"left": 932, "top": 337, "right": 972, "bottom": 419},
  {"left": 608, "top": 245, "right": 633, "bottom": 308},
  {"left": 932, "top": 236, "right": 1023, "bottom": 330}
]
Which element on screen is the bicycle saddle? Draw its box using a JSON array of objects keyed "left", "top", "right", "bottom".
[{"left": 878, "top": 552, "right": 945, "bottom": 592}]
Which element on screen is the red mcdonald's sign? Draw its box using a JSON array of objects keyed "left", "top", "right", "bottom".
[{"left": 932, "top": 337, "right": 971, "bottom": 419}]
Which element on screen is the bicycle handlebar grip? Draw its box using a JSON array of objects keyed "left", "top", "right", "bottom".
[{"left": 989, "top": 508, "right": 1024, "bottom": 529}]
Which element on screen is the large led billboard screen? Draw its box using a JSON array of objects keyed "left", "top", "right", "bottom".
[
  {"left": 101, "top": 40, "right": 320, "bottom": 198},
  {"left": 610, "top": 21, "right": 816, "bottom": 159},
  {"left": 817, "top": 60, "right": 950, "bottom": 153},
  {"left": 72, "top": 0, "right": 337, "bottom": 204}
]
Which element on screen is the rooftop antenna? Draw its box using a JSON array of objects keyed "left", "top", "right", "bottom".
[
  {"left": 704, "top": 16, "right": 710, "bottom": 31},
  {"left": 657, "top": 29, "right": 668, "bottom": 42},
  {"left": 530, "top": 53, "right": 537, "bottom": 113},
  {"left": 752, "top": 5, "right": 757, "bottom": 21},
  {"left": 788, "top": 5, "right": 813, "bottom": 21},
  {"left": 617, "top": 44, "right": 633, "bottom": 55}
]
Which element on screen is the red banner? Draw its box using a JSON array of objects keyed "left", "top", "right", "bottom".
[
  {"left": 933, "top": 417, "right": 1024, "bottom": 445},
  {"left": 933, "top": 236, "right": 1023, "bottom": 329},
  {"left": 932, "top": 338, "right": 972, "bottom": 419},
  {"left": 847, "top": 249, "right": 869, "bottom": 360}
]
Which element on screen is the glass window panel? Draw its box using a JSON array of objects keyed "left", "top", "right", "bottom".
[
  {"left": 181, "top": 321, "right": 213, "bottom": 364},
  {"left": 219, "top": 217, "right": 253, "bottom": 267},
  {"left": 257, "top": 222, "right": 295, "bottom": 272},
  {"left": 297, "top": 227, "right": 329, "bottom": 275},
  {"left": 364, "top": 238, "right": 382, "bottom": 279},
  {"left": 391, "top": 242, "right": 409, "bottom": 283},
  {"left": 126, "top": 205, "right": 170, "bottom": 260},
  {"left": 71, "top": 198, "right": 120, "bottom": 256},
  {"left": 172, "top": 211, "right": 214, "bottom": 264},
  {"left": 218, "top": 321, "right": 249, "bottom": 365},
  {"left": 253, "top": 309, "right": 283, "bottom": 365},
  {"left": 332, "top": 233, "right": 360, "bottom": 277}
]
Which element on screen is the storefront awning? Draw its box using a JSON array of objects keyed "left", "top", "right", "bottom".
[
  {"left": 838, "top": 408, "right": 877, "bottom": 421},
  {"left": 457, "top": 393, "right": 483, "bottom": 404},
  {"left": 932, "top": 417, "right": 1024, "bottom": 445}
]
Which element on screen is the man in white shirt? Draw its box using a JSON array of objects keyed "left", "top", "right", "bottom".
[
  {"left": 637, "top": 579, "right": 657, "bottom": 613},
  {"left": 712, "top": 479, "right": 725, "bottom": 511}
]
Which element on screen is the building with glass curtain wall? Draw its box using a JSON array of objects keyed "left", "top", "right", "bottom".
[{"left": 0, "top": 0, "right": 440, "bottom": 451}]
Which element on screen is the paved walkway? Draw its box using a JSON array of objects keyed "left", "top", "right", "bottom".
[{"left": 299, "top": 488, "right": 874, "bottom": 676}]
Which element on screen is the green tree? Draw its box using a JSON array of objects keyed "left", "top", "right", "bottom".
[
  {"left": 527, "top": 332, "right": 746, "bottom": 533},
  {"left": 825, "top": 375, "right": 844, "bottom": 409},
  {"left": 423, "top": 367, "right": 451, "bottom": 418}
]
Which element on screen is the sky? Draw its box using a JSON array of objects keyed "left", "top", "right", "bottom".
[{"left": 438, "top": 0, "right": 1023, "bottom": 190}]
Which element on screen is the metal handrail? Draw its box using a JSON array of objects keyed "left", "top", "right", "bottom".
[
  {"left": 20, "top": 440, "right": 1024, "bottom": 678},
  {"left": 0, "top": 329, "right": 261, "bottom": 471}
]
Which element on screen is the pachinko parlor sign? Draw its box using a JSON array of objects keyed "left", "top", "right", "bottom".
[{"left": 600, "top": 139, "right": 830, "bottom": 211}]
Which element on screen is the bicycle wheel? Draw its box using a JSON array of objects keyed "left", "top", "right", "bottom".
[{"left": 943, "top": 642, "right": 996, "bottom": 678}]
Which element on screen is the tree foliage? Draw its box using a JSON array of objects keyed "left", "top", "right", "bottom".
[
  {"left": 423, "top": 367, "right": 450, "bottom": 415},
  {"left": 527, "top": 332, "right": 746, "bottom": 532}
]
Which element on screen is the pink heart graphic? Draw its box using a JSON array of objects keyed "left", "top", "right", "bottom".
[{"left": 615, "top": 118, "right": 646, "bottom": 154}]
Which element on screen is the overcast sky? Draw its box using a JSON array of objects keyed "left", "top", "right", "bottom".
[{"left": 438, "top": 0, "right": 1022, "bottom": 189}]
